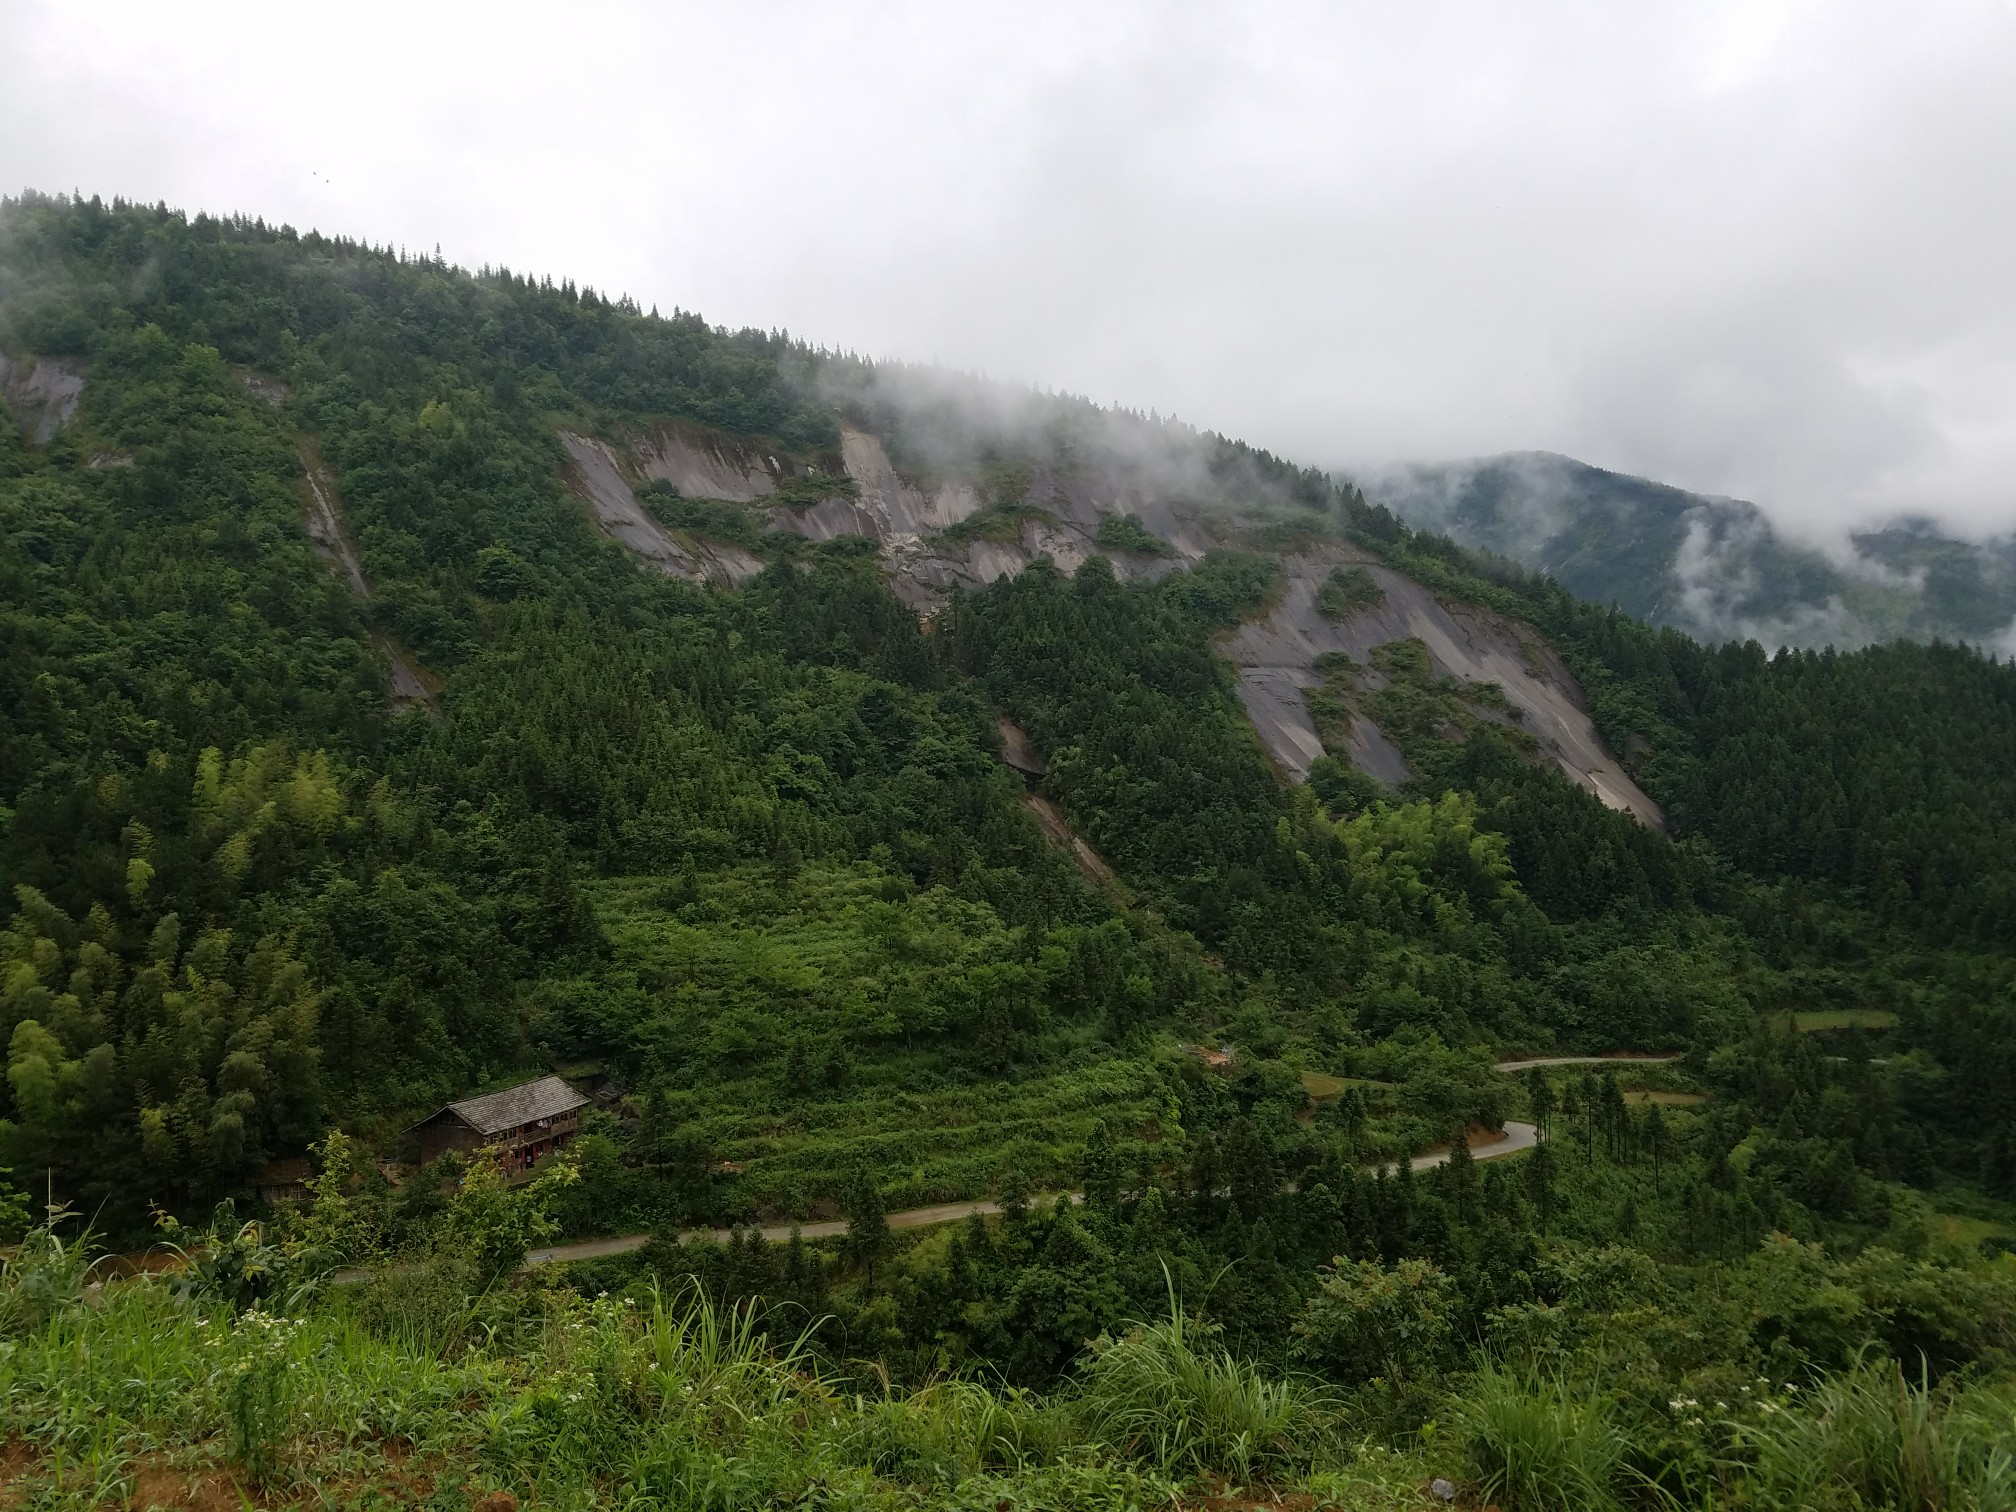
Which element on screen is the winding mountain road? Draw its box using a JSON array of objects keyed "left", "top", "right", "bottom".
[
  {"left": 1492, "top": 1054, "right": 1680, "bottom": 1074},
  {"left": 520, "top": 1119, "right": 1542, "bottom": 1270},
  {"left": 510, "top": 1054, "right": 1668, "bottom": 1270}
]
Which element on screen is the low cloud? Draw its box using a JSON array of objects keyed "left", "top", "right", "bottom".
[{"left": 2, "top": 1, "right": 2012, "bottom": 540}]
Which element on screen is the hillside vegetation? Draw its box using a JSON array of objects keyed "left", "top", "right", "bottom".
[{"left": 1, "top": 192, "right": 2014, "bottom": 1508}]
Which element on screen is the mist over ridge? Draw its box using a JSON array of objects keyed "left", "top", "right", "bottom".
[
  {"left": 7, "top": 3, "right": 2016, "bottom": 550},
  {"left": 1360, "top": 451, "right": 2016, "bottom": 654}
]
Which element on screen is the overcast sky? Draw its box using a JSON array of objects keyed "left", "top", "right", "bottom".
[{"left": 4, "top": 0, "right": 2014, "bottom": 539}]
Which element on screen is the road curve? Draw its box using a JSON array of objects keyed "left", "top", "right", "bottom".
[
  {"left": 520, "top": 1120, "right": 1541, "bottom": 1270},
  {"left": 431, "top": 1054, "right": 1677, "bottom": 1272},
  {"left": 1406, "top": 1119, "right": 1537, "bottom": 1171}
]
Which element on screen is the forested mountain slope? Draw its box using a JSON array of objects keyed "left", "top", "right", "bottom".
[
  {"left": 3, "top": 188, "right": 2015, "bottom": 1212},
  {"left": 1, "top": 193, "right": 2015, "bottom": 1508},
  {"left": 557, "top": 382, "right": 1660, "bottom": 821},
  {"left": 1367, "top": 450, "right": 2016, "bottom": 652}
]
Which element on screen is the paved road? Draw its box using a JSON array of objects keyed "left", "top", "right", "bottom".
[
  {"left": 358, "top": 1055, "right": 1668, "bottom": 1276},
  {"left": 1408, "top": 1119, "right": 1537, "bottom": 1171},
  {"left": 1493, "top": 1054, "right": 1681, "bottom": 1074},
  {"left": 524, "top": 1197, "right": 1035, "bottom": 1267},
  {"left": 519, "top": 1120, "right": 1541, "bottom": 1270},
  {"left": 525, "top": 1198, "right": 1026, "bottom": 1267}
]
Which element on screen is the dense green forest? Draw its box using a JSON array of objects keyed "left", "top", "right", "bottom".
[{"left": 1, "top": 192, "right": 2014, "bottom": 1508}]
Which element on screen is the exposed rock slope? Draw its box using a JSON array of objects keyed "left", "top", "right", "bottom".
[
  {"left": 302, "top": 450, "right": 370, "bottom": 597},
  {"left": 567, "top": 418, "right": 1659, "bottom": 824},
  {"left": 0, "top": 351, "right": 85, "bottom": 442},
  {"left": 630, "top": 422, "right": 783, "bottom": 503},
  {"left": 1222, "top": 548, "right": 1664, "bottom": 824},
  {"left": 559, "top": 431, "right": 764, "bottom": 586},
  {"left": 288, "top": 435, "right": 438, "bottom": 711}
]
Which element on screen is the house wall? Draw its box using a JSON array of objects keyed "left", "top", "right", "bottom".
[
  {"left": 415, "top": 1118, "right": 487, "bottom": 1167},
  {"left": 492, "top": 1110, "right": 582, "bottom": 1178},
  {"left": 416, "top": 1109, "right": 583, "bottom": 1174}
]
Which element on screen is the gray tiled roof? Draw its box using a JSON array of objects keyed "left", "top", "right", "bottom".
[{"left": 436, "top": 1075, "right": 589, "bottom": 1136}]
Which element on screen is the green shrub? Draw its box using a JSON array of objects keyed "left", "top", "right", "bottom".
[
  {"left": 446, "top": 1149, "right": 578, "bottom": 1284},
  {"left": 768, "top": 470, "right": 858, "bottom": 508},
  {"left": 1746, "top": 1358, "right": 2015, "bottom": 1512},
  {"left": 1315, "top": 564, "right": 1383, "bottom": 619},
  {"left": 1291, "top": 1257, "right": 1461, "bottom": 1387},
  {"left": 157, "top": 1203, "right": 322, "bottom": 1315},
  {"left": 846, "top": 1379, "right": 1067, "bottom": 1483},
  {"left": 941, "top": 501, "right": 1058, "bottom": 542},
  {"left": 637, "top": 1281, "right": 820, "bottom": 1425},
  {"left": 1455, "top": 1364, "right": 1627, "bottom": 1512},
  {"left": 0, "top": 1204, "right": 95, "bottom": 1335},
  {"left": 1307, "top": 755, "right": 1386, "bottom": 816},
  {"left": 220, "top": 1308, "right": 302, "bottom": 1484},
  {"left": 638, "top": 479, "right": 768, "bottom": 548},
  {"left": 1096, "top": 513, "right": 1170, "bottom": 556},
  {"left": 1075, "top": 1279, "right": 1327, "bottom": 1480}
]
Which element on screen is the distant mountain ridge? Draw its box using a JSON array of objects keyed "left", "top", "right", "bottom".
[{"left": 1362, "top": 451, "right": 2016, "bottom": 651}]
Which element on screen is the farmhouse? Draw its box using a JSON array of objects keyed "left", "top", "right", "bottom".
[
  {"left": 408, "top": 1074, "right": 590, "bottom": 1174},
  {"left": 255, "top": 1156, "right": 312, "bottom": 1206}
]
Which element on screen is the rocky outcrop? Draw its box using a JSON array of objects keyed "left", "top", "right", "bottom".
[
  {"left": 566, "top": 422, "right": 1200, "bottom": 602},
  {"left": 760, "top": 430, "right": 1206, "bottom": 608},
  {"left": 558, "top": 431, "right": 762, "bottom": 587},
  {"left": 1024, "top": 792, "right": 1119, "bottom": 888},
  {"left": 290, "top": 440, "right": 440, "bottom": 713},
  {"left": 240, "top": 372, "right": 291, "bottom": 408},
  {"left": 563, "top": 419, "right": 1657, "bottom": 826},
  {"left": 380, "top": 636, "right": 442, "bottom": 713},
  {"left": 1, "top": 352, "right": 86, "bottom": 443},
  {"left": 631, "top": 422, "right": 781, "bottom": 503},
  {"left": 1221, "top": 547, "right": 1665, "bottom": 825},
  {"left": 996, "top": 714, "right": 1047, "bottom": 777},
  {"left": 302, "top": 451, "right": 370, "bottom": 597},
  {"left": 770, "top": 427, "right": 983, "bottom": 547}
]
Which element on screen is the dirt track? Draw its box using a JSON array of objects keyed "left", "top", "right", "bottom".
[
  {"left": 360, "top": 1051, "right": 1673, "bottom": 1278},
  {"left": 1492, "top": 1054, "right": 1681, "bottom": 1074},
  {"left": 519, "top": 1120, "right": 1541, "bottom": 1270}
]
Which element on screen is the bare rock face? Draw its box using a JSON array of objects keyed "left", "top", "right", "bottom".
[
  {"left": 302, "top": 453, "right": 370, "bottom": 597},
  {"left": 380, "top": 636, "right": 443, "bottom": 715},
  {"left": 1221, "top": 547, "right": 1665, "bottom": 826},
  {"left": 996, "top": 713, "right": 1047, "bottom": 776},
  {"left": 240, "top": 372, "right": 291, "bottom": 408},
  {"left": 561, "top": 430, "right": 703, "bottom": 577},
  {"left": 761, "top": 434, "right": 1208, "bottom": 602},
  {"left": 558, "top": 431, "right": 762, "bottom": 587},
  {"left": 835, "top": 426, "right": 983, "bottom": 535},
  {"left": 288, "top": 442, "right": 443, "bottom": 713},
  {"left": 570, "top": 422, "right": 1201, "bottom": 601},
  {"left": 1, "top": 352, "right": 86, "bottom": 442},
  {"left": 1024, "top": 791, "right": 1119, "bottom": 888},
  {"left": 631, "top": 423, "right": 780, "bottom": 502},
  {"left": 560, "top": 421, "right": 1657, "bottom": 826}
]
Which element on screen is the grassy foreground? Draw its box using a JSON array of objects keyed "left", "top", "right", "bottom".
[
  {"left": 3, "top": 1252, "right": 1397, "bottom": 1511},
  {"left": 5, "top": 1213, "right": 2014, "bottom": 1512}
]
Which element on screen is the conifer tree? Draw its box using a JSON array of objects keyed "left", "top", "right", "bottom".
[
  {"left": 1526, "top": 1067, "right": 1555, "bottom": 1141},
  {"left": 1444, "top": 1129, "right": 1479, "bottom": 1229},
  {"left": 842, "top": 1171, "right": 890, "bottom": 1287},
  {"left": 1081, "top": 1119, "right": 1121, "bottom": 1212},
  {"left": 1526, "top": 1137, "right": 1557, "bottom": 1232}
]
